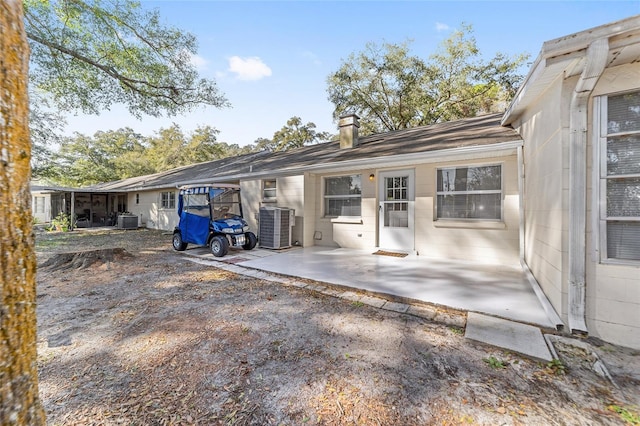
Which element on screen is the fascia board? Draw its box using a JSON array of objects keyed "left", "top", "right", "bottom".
[
  {"left": 502, "top": 14, "right": 640, "bottom": 126},
  {"left": 131, "top": 140, "right": 523, "bottom": 191}
]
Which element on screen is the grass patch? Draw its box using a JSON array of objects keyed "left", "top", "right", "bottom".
[{"left": 608, "top": 404, "right": 640, "bottom": 424}]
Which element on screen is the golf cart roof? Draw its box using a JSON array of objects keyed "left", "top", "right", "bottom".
[
  {"left": 179, "top": 183, "right": 240, "bottom": 190},
  {"left": 178, "top": 184, "right": 240, "bottom": 195}
]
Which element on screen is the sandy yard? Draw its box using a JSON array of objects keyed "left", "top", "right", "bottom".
[{"left": 34, "top": 228, "right": 639, "bottom": 425}]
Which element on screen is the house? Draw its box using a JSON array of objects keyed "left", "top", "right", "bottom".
[
  {"left": 89, "top": 113, "right": 523, "bottom": 266},
  {"left": 31, "top": 183, "right": 128, "bottom": 227},
  {"left": 33, "top": 15, "right": 640, "bottom": 349},
  {"left": 502, "top": 15, "right": 640, "bottom": 349}
]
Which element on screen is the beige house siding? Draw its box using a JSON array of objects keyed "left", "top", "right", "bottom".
[
  {"left": 512, "top": 61, "right": 640, "bottom": 349},
  {"left": 32, "top": 192, "right": 51, "bottom": 223},
  {"left": 413, "top": 156, "right": 520, "bottom": 265},
  {"left": 302, "top": 173, "right": 317, "bottom": 248},
  {"left": 585, "top": 63, "right": 640, "bottom": 348},
  {"left": 511, "top": 75, "right": 568, "bottom": 319},
  {"left": 127, "top": 189, "right": 179, "bottom": 231},
  {"left": 313, "top": 169, "right": 376, "bottom": 249},
  {"left": 310, "top": 161, "right": 520, "bottom": 263},
  {"left": 241, "top": 175, "right": 305, "bottom": 246},
  {"left": 240, "top": 179, "right": 261, "bottom": 232}
]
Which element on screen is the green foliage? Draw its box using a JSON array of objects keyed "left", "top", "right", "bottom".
[
  {"left": 49, "top": 212, "right": 72, "bottom": 232},
  {"left": 23, "top": 0, "right": 229, "bottom": 175},
  {"left": 326, "top": 24, "right": 529, "bottom": 135},
  {"left": 608, "top": 404, "right": 640, "bottom": 424},
  {"left": 24, "top": 0, "right": 228, "bottom": 118},
  {"left": 546, "top": 358, "right": 566, "bottom": 375},
  {"left": 41, "top": 124, "right": 248, "bottom": 186},
  {"left": 254, "top": 116, "right": 332, "bottom": 152},
  {"left": 483, "top": 355, "right": 508, "bottom": 369},
  {"left": 449, "top": 326, "right": 465, "bottom": 335}
]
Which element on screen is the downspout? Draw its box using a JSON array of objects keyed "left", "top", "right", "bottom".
[{"left": 567, "top": 38, "right": 609, "bottom": 334}]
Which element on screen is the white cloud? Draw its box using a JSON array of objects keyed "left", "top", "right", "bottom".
[
  {"left": 189, "top": 53, "right": 209, "bottom": 71},
  {"left": 301, "top": 50, "right": 321, "bottom": 66},
  {"left": 228, "top": 56, "right": 272, "bottom": 81},
  {"left": 435, "top": 22, "right": 450, "bottom": 32}
]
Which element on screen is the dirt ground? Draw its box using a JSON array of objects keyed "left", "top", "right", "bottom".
[{"left": 35, "top": 228, "right": 640, "bottom": 425}]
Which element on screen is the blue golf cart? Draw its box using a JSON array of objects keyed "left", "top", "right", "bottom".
[{"left": 172, "top": 184, "right": 257, "bottom": 257}]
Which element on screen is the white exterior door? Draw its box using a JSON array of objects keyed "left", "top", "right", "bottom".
[{"left": 378, "top": 169, "right": 415, "bottom": 251}]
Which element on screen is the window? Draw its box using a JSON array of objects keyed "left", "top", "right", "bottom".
[
  {"left": 34, "top": 196, "right": 45, "bottom": 214},
  {"left": 436, "top": 165, "right": 502, "bottom": 220},
  {"left": 263, "top": 179, "right": 276, "bottom": 201},
  {"left": 598, "top": 91, "right": 640, "bottom": 261},
  {"left": 324, "top": 175, "right": 361, "bottom": 217},
  {"left": 135, "top": 194, "right": 140, "bottom": 205},
  {"left": 160, "top": 191, "right": 176, "bottom": 209}
]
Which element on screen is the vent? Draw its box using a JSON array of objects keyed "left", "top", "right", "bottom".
[{"left": 259, "top": 207, "right": 294, "bottom": 249}]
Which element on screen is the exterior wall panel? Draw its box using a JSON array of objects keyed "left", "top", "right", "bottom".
[
  {"left": 512, "top": 75, "right": 568, "bottom": 323},
  {"left": 585, "top": 63, "right": 640, "bottom": 348}
]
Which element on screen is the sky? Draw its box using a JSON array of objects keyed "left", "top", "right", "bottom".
[{"left": 63, "top": 0, "right": 640, "bottom": 147}]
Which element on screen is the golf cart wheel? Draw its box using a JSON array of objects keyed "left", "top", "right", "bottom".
[
  {"left": 172, "top": 232, "right": 188, "bottom": 251},
  {"left": 210, "top": 235, "right": 229, "bottom": 257},
  {"left": 243, "top": 232, "right": 257, "bottom": 250}
]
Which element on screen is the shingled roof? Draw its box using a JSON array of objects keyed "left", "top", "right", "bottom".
[{"left": 90, "top": 113, "right": 521, "bottom": 192}]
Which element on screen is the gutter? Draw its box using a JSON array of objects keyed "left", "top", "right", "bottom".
[
  {"left": 121, "top": 140, "right": 524, "bottom": 192},
  {"left": 567, "top": 38, "right": 609, "bottom": 334}
]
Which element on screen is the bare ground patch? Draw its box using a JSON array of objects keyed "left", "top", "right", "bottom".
[{"left": 35, "top": 229, "right": 640, "bottom": 425}]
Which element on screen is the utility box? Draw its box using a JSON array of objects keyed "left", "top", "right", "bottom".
[
  {"left": 117, "top": 214, "right": 138, "bottom": 229},
  {"left": 259, "top": 207, "right": 294, "bottom": 249}
]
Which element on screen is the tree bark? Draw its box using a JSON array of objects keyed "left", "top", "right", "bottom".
[{"left": 0, "top": 1, "right": 46, "bottom": 424}]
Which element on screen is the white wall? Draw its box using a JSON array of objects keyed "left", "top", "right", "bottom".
[
  {"left": 310, "top": 161, "right": 520, "bottom": 264},
  {"left": 32, "top": 192, "right": 51, "bottom": 223},
  {"left": 241, "top": 175, "right": 305, "bottom": 245},
  {"left": 313, "top": 169, "right": 377, "bottom": 249},
  {"left": 514, "top": 61, "right": 640, "bottom": 349},
  {"left": 127, "top": 189, "right": 179, "bottom": 231},
  {"left": 511, "top": 74, "right": 569, "bottom": 320},
  {"left": 585, "top": 62, "right": 640, "bottom": 349},
  {"left": 414, "top": 156, "right": 521, "bottom": 265}
]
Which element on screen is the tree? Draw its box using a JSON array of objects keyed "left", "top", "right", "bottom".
[
  {"left": 23, "top": 0, "right": 229, "bottom": 174},
  {"left": 47, "top": 128, "right": 151, "bottom": 186},
  {"left": 0, "top": 0, "right": 47, "bottom": 423},
  {"left": 24, "top": 0, "right": 228, "bottom": 117},
  {"left": 326, "top": 25, "right": 529, "bottom": 135},
  {"left": 255, "top": 116, "right": 332, "bottom": 152},
  {"left": 145, "top": 124, "right": 228, "bottom": 171}
]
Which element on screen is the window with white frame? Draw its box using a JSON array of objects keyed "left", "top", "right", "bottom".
[
  {"left": 598, "top": 91, "right": 640, "bottom": 261},
  {"left": 263, "top": 179, "right": 276, "bottom": 201},
  {"left": 160, "top": 191, "right": 176, "bottom": 209},
  {"left": 324, "top": 175, "right": 362, "bottom": 217},
  {"left": 34, "top": 196, "right": 45, "bottom": 214},
  {"left": 436, "top": 165, "right": 502, "bottom": 220}
]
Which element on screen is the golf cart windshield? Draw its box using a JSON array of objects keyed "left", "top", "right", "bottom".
[{"left": 210, "top": 187, "right": 242, "bottom": 219}]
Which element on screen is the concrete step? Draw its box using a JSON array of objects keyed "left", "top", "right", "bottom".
[{"left": 465, "top": 312, "right": 553, "bottom": 362}]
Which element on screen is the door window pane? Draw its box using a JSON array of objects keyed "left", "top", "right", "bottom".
[{"left": 384, "top": 202, "right": 408, "bottom": 227}]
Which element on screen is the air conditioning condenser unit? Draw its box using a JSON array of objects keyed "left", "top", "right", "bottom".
[{"left": 259, "top": 207, "right": 294, "bottom": 249}]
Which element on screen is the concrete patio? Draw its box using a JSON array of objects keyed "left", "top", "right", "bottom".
[{"left": 181, "top": 245, "right": 563, "bottom": 331}]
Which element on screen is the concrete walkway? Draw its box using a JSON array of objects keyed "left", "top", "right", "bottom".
[
  {"left": 179, "top": 245, "right": 560, "bottom": 360},
  {"left": 182, "top": 245, "right": 562, "bottom": 330}
]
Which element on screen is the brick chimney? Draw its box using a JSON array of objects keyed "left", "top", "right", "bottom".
[{"left": 339, "top": 114, "right": 360, "bottom": 149}]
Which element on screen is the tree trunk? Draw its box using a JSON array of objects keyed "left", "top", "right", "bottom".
[{"left": 0, "top": 1, "right": 46, "bottom": 424}]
